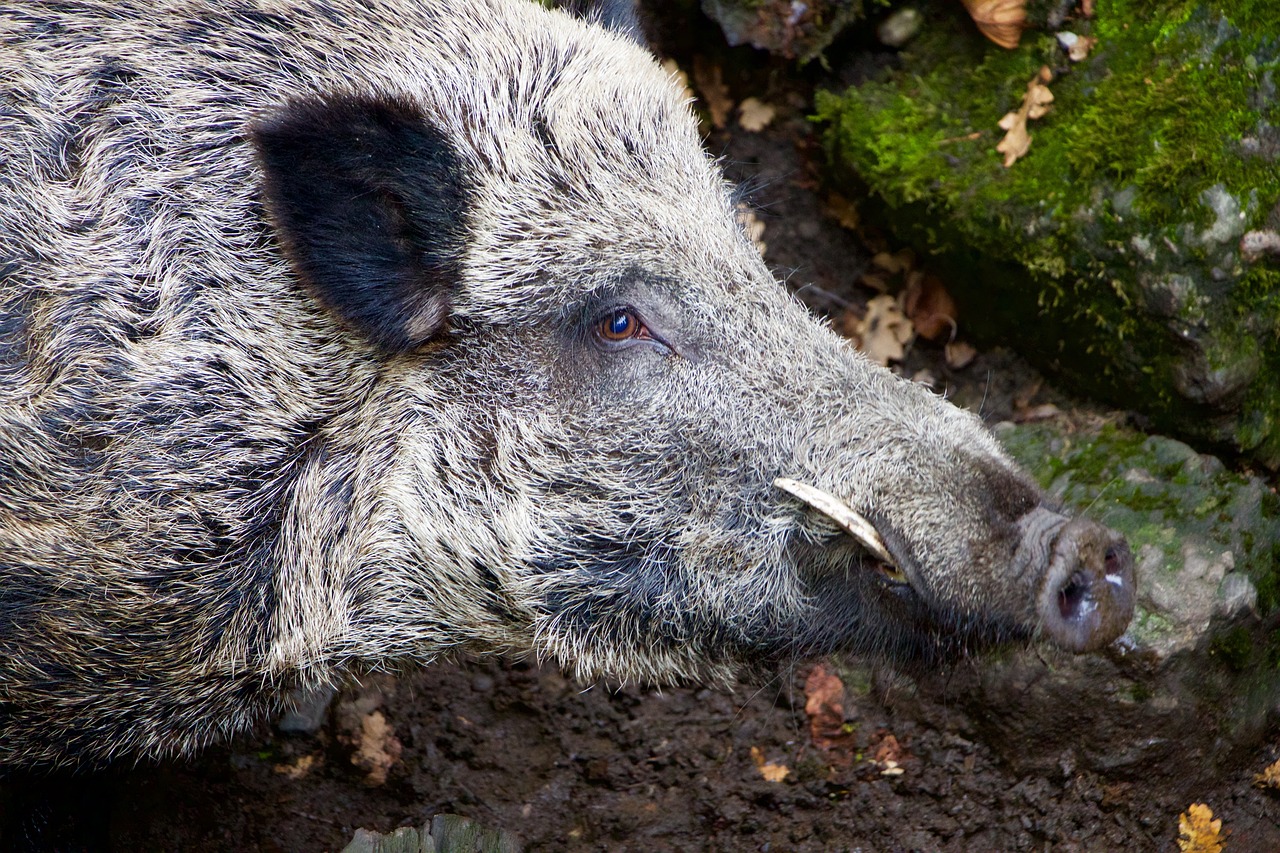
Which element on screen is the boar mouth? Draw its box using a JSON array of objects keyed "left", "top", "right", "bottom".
[{"left": 773, "top": 477, "right": 904, "bottom": 581}]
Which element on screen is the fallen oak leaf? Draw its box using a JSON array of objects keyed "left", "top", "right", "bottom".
[
  {"left": 996, "top": 110, "right": 1031, "bottom": 166},
  {"left": 804, "top": 663, "right": 846, "bottom": 748},
  {"left": 871, "top": 249, "right": 915, "bottom": 276},
  {"left": 750, "top": 746, "right": 791, "bottom": 783},
  {"left": 944, "top": 340, "right": 978, "bottom": 369},
  {"left": 997, "top": 66, "right": 1054, "bottom": 167},
  {"left": 691, "top": 57, "right": 732, "bottom": 129},
  {"left": 1254, "top": 757, "right": 1280, "bottom": 790},
  {"left": 350, "top": 710, "right": 402, "bottom": 787},
  {"left": 803, "top": 663, "right": 857, "bottom": 766},
  {"left": 960, "top": 0, "right": 1027, "bottom": 49},
  {"left": 902, "top": 271, "right": 957, "bottom": 342},
  {"left": 1057, "top": 30, "right": 1098, "bottom": 62},
  {"left": 737, "top": 97, "right": 776, "bottom": 132},
  {"left": 273, "top": 753, "right": 322, "bottom": 779},
  {"left": 1177, "top": 803, "right": 1225, "bottom": 853},
  {"left": 872, "top": 732, "right": 903, "bottom": 763},
  {"left": 868, "top": 729, "right": 910, "bottom": 776},
  {"left": 1027, "top": 65, "right": 1055, "bottom": 119},
  {"left": 736, "top": 203, "right": 766, "bottom": 256},
  {"left": 659, "top": 58, "right": 694, "bottom": 104},
  {"left": 1015, "top": 402, "right": 1061, "bottom": 422},
  {"left": 854, "top": 294, "right": 914, "bottom": 365}
]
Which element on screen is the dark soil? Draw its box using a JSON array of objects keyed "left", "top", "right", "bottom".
[
  {"left": 11, "top": 6, "right": 1280, "bottom": 852},
  {"left": 90, "top": 659, "right": 1280, "bottom": 851}
]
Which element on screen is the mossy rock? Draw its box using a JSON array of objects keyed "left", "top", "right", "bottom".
[
  {"left": 879, "top": 418, "right": 1280, "bottom": 782},
  {"left": 815, "top": 0, "right": 1280, "bottom": 465},
  {"left": 702, "top": 0, "right": 864, "bottom": 60}
]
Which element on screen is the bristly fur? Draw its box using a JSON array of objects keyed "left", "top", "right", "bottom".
[{"left": 0, "top": 0, "right": 1128, "bottom": 769}]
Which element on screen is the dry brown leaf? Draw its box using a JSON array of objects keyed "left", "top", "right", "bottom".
[
  {"left": 826, "top": 193, "right": 860, "bottom": 231},
  {"left": 750, "top": 746, "right": 791, "bottom": 783},
  {"left": 273, "top": 753, "right": 321, "bottom": 779},
  {"left": 803, "top": 663, "right": 856, "bottom": 765},
  {"left": 1015, "top": 402, "right": 1062, "bottom": 422},
  {"left": 350, "top": 710, "right": 402, "bottom": 786},
  {"left": 960, "top": 0, "right": 1027, "bottom": 49},
  {"left": 738, "top": 97, "right": 776, "bottom": 132},
  {"left": 1069, "top": 34, "right": 1097, "bottom": 61},
  {"left": 868, "top": 729, "right": 909, "bottom": 776},
  {"left": 804, "top": 663, "right": 846, "bottom": 748},
  {"left": 855, "top": 294, "right": 914, "bottom": 365},
  {"left": 944, "top": 340, "right": 978, "bottom": 369},
  {"left": 997, "top": 66, "right": 1055, "bottom": 167},
  {"left": 1254, "top": 757, "right": 1280, "bottom": 790},
  {"left": 736, "top": 203, "right": 766, "bottom": 256},
  {"left": 1013, "top": 376, "right": 1045, "bottom": 410},
  {"left": 1177, "top": 803, "right": 1225, "bottom": 853},
  {"left": 911, "top": 368, "right": 939, "bottom": 388},
  {"left": 996, "top": 111, "right": 1031, "bottom": 165},
  {"left": 692, "top": 58, "right": 732, "bottom": 129},
  {"left": 858, "top": 272, "right": 890, "bottom": 293},
  {"left": 1081, "top": 0, "right": 1095, "bottom": 16},
  {"left": 871, "top": 251, "right": 909, "bottom": 275},
  {"left": 873, "top": 733, "right": 903, "bottom": 764},
  {"left": 902, "top": 271, "right": 957, "bottom": 341},
  {"left": 660, "top": 58, "right": 694, "bottom": 104}
]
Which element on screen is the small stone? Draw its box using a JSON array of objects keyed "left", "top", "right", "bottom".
[
  {"left": 877, "top": 8, "right": 922, "bottom": 48},
  {"left": 277, "top": 684, "right": 338, "bottom": 734},
  {"left": 1217, "top": 573, "right": 1258, "bottom": 618}
]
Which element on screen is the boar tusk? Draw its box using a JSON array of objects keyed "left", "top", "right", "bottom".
[{"left": 773, "top": 477, "right": 897, "bottom": 567}]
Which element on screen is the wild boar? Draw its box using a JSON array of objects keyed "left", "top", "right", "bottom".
[{"left": 0, "top": 0, "right": 1135, "bottom": 768}]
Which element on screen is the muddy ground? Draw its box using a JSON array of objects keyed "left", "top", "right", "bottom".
[
  {"left": 13, "top": 7, "right": 1280, "bottom": 852},
  {"left": 94, "top": 656, "right": 1279, "bottom": 852}
]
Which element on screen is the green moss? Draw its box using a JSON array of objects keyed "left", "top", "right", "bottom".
[
  {"left": 1127, "top": 680, "right": 1154, "bottom": 703},
  {"left": 1256, "top": 543, "right": 1280, "bottom": 612},
  {"left": 1000, "top": 421, "right": 1280, "bottom": 614},
  {"left": 1209, "top": 626, "right": 1255, "bottom": 671},
  {"left": 816, "top": 1, "right": 1280, "bottom": 238},
  {"left": 816, "top": 0, "right": 1280, "bottom": 460}
]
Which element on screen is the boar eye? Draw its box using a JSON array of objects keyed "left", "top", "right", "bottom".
[{"left": 595, "top": 308, "right": 649, "bottom": 343}]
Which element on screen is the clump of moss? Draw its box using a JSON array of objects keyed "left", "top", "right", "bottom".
[
  {"left": 816, "top": 0, "right": 1280, "bottom": 462},
  {"left": 1210, "top": 626, "right": 1254, "bottom": 671}
]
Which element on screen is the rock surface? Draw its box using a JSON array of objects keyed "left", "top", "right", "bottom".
[
  {"left": 700, "top": 0, "right": 863, "bottom": 60},
  {"left": 869, "top": 416, "right": 1280, "bottom": 786},
  {"left": 342, "top": 814, "right": 520, "bottom": 853},
  {"left": 814, "top": 0, "right": 1280, "bottom": 465}
]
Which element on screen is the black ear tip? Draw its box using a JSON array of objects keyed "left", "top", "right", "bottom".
[{"left": 254, "top": 92, "right": 471, "bottom": 354}]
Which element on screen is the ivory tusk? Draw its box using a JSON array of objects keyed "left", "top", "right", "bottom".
[{"left": 774, "top": 477, "right": 896, "bottom": 567}]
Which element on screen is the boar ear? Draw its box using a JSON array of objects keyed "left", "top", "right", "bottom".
[{"left": 252, "top": 93, "right": 470, "bottom": 353}]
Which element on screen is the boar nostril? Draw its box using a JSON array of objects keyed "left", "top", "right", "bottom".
[
  {"left": 1056, "top": 570, "right": 1091, "bottom": 621},
  {"left": 1104, "top": 544, "right": 1126, "bottom": 583},
  {"left": 1036, "top": 520, "right": 1135, "bottom": 653}
]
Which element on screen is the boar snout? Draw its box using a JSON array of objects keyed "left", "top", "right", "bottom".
[{"left": 1022, "top": 508, "right": 1136, "bottom": 652}]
